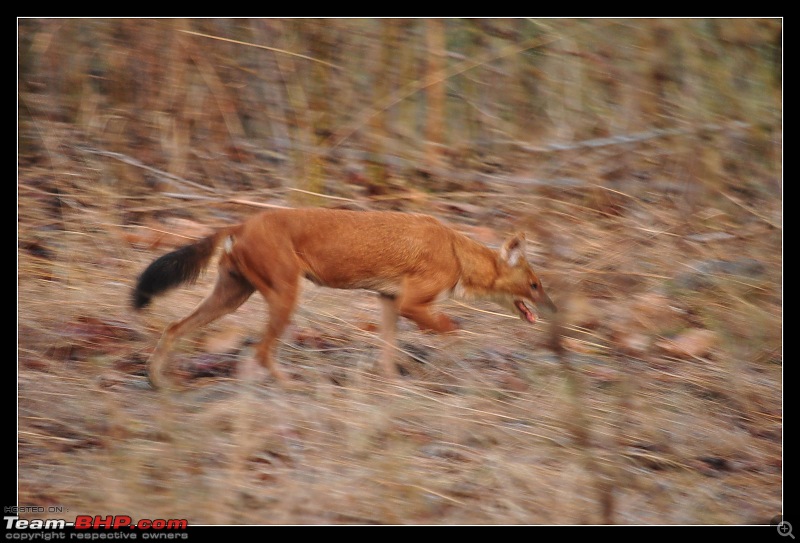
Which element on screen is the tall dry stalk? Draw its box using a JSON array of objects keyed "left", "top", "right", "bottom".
[
  {"left": 548, "top": 306, "right": 616, "bottom": 524},
  {"left": 425, "top": 19, "right": 446, "bottom": 168}
]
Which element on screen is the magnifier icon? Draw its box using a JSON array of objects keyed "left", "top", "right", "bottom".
[{"left": 779, "top": 521, "right": 795, "bottom": 539}]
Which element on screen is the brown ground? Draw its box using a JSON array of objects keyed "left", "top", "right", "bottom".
[{"left": 18, "top": 124, "right": 782, "bottom": 525}]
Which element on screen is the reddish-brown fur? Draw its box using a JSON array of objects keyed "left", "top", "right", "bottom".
[{"left": 133, "top": 208, "right": 556, "bottom": 389}]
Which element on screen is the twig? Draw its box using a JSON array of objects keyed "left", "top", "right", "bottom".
[
  {"left": 285, "top": 187, "right": 369, "bottom": 208},
  {"left": 716, "top": 189, "right": 781, "bottom": 229},
  {"left": 78, "top": 146, "right": 220, "bottom": 194},
  {"left": 227, "top": 199, "right": 290, "bottom": 209},
  {"left": 179, "top": 29, "right": 343, "bottom": 70},
  {"left": 519, "top": 121, "right": 751, "bottom": 153}
]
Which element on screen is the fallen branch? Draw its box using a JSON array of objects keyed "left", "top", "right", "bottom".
[
  {"left": 519, "top": 121, "right": 750, "bottom": 153},
  {"left": 77, "top": 146, "right": 221, "bottom": 194}
]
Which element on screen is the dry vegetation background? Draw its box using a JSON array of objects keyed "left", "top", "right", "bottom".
[{"left": 17, "top": 18, "right": 782, "bottom": 525}]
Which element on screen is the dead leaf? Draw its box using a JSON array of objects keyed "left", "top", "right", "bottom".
[
  {"left": 500, "top": 374, "right": 529, "bottom": 392},
  {"left": 292, "top": 327, "right": 331, "bottom": 349},
  {"left": 629, "top": 292, "right": 682, "bottom": 331},
  {"left": 356, "top": 321, "right": 379, "bottom": 333},
  {"left": 615, "top": 332, "right": 651, "bottom": 356},
  {"left": 656, "top": 329, "right": 717, "bottom": 359}
]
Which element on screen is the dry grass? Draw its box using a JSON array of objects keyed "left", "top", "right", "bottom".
[
  {"left": 17, "top": 122, "right": 781, "bottom": 524},
  {"left": 17, "top": 18, "right": 782, "bottom": 526}
]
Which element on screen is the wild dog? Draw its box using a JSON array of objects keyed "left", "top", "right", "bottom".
[{"left": 133, "top": 208, "right": 556, "bottom": 389}]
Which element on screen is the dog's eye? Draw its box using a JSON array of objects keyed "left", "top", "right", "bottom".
[{"left": 530, "top": 282, "right": 538, "bottom": 290}]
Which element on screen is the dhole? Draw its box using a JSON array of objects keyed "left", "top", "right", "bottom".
[{"left": 133, "top": 208, "right": 556, "bottom": 389}]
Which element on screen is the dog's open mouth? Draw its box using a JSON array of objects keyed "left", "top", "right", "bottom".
[{"left": 515, "top": 300, "right": 537, "bottom": 323}]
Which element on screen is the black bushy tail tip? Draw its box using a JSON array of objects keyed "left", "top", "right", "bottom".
[
  {"left": 133, "top": 288, "right": 153, "bottom": 310},
  {"left": 132, "top": 237, "right": 217, "bottom": 311}
]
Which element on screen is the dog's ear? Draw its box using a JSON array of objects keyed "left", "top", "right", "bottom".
[{"left": 500, "top": 232, "right": 526, "bottom": 266}]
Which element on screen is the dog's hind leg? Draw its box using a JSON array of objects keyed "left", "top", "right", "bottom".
[{"left": 147, "top": 266, "right": 254, "bottom": 389}]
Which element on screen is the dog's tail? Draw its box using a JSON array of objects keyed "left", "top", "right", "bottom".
[{"left": 132, "top": 229, "right": 232, "bottom": 310}]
